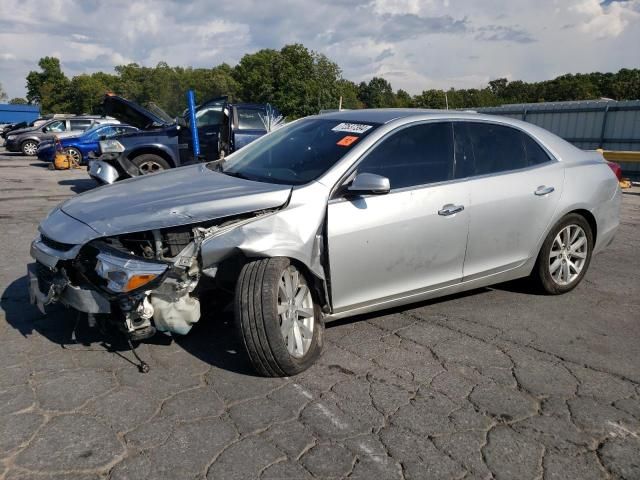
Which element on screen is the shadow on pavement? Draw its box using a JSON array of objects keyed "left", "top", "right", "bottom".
[
  {"left": 1, "top": 275, "right": 258, "bottom": 376},
  {"left": 58, "top": 178, "right": 98, "bottom": 193},
  {"left": 1, "top": 152, "right": 28, "bottom": 157},
  {"left": 29, "top": 161, "right": 51, "bottom": 168},
  {"left": 326, "top": 287, "right": 490, "bottom": 329}
]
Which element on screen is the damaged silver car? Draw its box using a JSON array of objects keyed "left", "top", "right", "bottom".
[{"left": 28, "top": 110, "right": 621, "bottom": 376}]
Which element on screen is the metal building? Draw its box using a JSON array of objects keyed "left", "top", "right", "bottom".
[
  {"left": 477, "top": 100, "right": 640, "bottom": 152},
  {"left": 0, "top": 104, "right": 41, "bottom": 124}
]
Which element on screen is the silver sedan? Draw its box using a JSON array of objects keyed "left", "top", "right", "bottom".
[{"left": 28, "top": 109, "right": 621, "bottom": 376}]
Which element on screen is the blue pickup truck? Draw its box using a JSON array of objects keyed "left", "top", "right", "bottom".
[{"left": 89, "top": 94, "right": 281, "bottom": 184}]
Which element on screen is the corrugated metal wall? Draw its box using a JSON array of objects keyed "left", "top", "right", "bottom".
[
  {"left": 0, "top": 104, "right": 41, "bottom": 124},
  {"left": 477, "top": 100, "right": 640, "bottom": 152}
]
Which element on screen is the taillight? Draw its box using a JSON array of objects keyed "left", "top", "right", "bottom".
[{"left": 606, "top": 161, "right": 622, "bottom": 181}]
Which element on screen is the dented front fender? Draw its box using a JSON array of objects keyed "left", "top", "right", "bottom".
[{"left": 200, "top": 181, "right": 330, "bottom": 280}]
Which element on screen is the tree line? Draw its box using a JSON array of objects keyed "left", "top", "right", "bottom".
[{"left": 5, "top": 43, "right": 640, "bottom": 118}]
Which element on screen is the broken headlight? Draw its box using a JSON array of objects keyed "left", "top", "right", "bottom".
[
  {"left": 99, "top": 139, "right": 125, "bottom": 153},
  {"left": 95, "top": 252, "right": 167, "bottom": 293}
]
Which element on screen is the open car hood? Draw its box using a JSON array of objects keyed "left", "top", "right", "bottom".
[
  {"left": 102, "top": 95, "right": 172, "bottom": 130},
  {"left": 60, "top": 163, "right": 292, "bottom": 236}
]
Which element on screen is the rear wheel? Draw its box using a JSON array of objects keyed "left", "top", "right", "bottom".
[
  {"left": 21, "top": 140, "right": 38, "bottom": 156},
  {"left": 234, "top": 257, "right": 323, "bottom": 377},
  {"left": 533, "top": 213, "right": 593, "bottom": 294},
  {"left": 131, "top": 154, "right": 170, "bottom": 175}
]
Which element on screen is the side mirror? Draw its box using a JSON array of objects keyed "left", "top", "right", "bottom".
[
  {"left": 42, "top": 127, "right": 48, "bottom": 133},
  {"left": 347, "top": 173, "right": 391, "bottom": 195}
]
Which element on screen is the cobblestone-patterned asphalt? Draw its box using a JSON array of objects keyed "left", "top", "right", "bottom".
[{"left": 1, "top": 152, "right": 639, "bottom": 479}]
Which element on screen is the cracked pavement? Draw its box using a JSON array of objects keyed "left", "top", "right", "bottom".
[{"left": 1, "top": 151, "right": 639, "bottom": 479}]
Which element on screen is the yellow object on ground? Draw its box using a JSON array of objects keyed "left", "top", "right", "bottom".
[
  {"left": 597, "top": 149, "right": 640, "bottom": 164},
  {"left": 53, "top": 152, "right": 81, "bottom": 170}
]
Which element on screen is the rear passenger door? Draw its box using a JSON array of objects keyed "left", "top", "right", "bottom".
[
  {"left": 328, "top": 122, "right": 470, "bottom": 311},
  {"left": 454, "top": 122, "right": 564, "bottom": 280}
]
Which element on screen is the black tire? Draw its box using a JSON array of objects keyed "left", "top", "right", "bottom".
[
  {"left": 533, "top": 213, "right": 594, "bottom": 295},
  {"left": 235, "top": 257, "right": 324, "bottom": 377},
  {"left": 21, "top": 140, "right": 38, "bottom": 156},
  {"left": 131, "top": 154, "right": 171, "bottom": 175},
  {"left": 65, "top": 147, "right": 83, "bottom": 164}
]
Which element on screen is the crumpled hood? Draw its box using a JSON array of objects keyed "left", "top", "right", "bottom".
[{"left": 60, "top": 164, "right": 292, "bottom": 236}]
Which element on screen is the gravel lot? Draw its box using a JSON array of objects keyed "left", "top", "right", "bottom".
[{"left": 1, "top": 149, "right": 639, "bottom": 480}]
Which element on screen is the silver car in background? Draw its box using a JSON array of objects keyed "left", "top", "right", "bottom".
[{"left": 28, "top": 109, "right": 621, "bottom": 376}]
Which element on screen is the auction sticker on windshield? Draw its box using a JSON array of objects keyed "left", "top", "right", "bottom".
[
  {"left": 336, "top": 135, "right": 359, "bottom": 147},
  {"left": 331, "top": 122, "right": 373, "bottom": 134}
]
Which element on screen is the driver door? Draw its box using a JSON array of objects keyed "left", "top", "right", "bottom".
[
  {"left": 327, "top": 122, "right": 469, "bottom": 312},
  {"left": 194, "top": 96, "right": 228, "bottom": 161}
]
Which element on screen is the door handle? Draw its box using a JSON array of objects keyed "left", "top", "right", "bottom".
[
  {"left": 438, "top": 204, "right": 465, "bottom": 216},
  {"left": 534, "top": 185, "right": 555, "bottom": 196}
]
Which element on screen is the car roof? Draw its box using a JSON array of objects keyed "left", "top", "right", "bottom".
[{"left": 317, "top": 108, "right": 450, "bottom": 124}]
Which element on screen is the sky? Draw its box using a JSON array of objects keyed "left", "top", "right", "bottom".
[{"left": 0, "top": 0, "right": 639, "bottom": 99}]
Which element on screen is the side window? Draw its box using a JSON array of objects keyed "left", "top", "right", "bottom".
[
  {"left": 357, "top": 122, "right": 454, "bottom": 190},
  {"left": 523, "top": 134, "right": 552, "bottom": 166},
  {"left": 98, "top": 127, "right": 116, "bottom": 139},
  {"left": 467, "top": 123, "right": 527, "bottom": 175},
  {"left": 70, "top": 119, "right": 93, "bottom": 130},
  {"left": 195, "top": 106, "right": 224, "bottom": 127},
  {"left": 46, "top": 120, "right": 66, "bottom": 132},
  {"left": 237, "top": 108, "right": 265, "bottom": 130}
]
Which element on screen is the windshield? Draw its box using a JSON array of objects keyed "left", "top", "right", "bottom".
[
  {"left": 147, "top": 103, "right": 174, "bottom": 124},
  {"left": 218, "top": 118, "right": 380, "bottom": 185}
]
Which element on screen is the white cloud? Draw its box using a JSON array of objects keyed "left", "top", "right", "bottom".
[
  {"left": 0, "top": 0, "right": 638, "bottom": 99},
  {"left": 571, "top": 0, "right": 640, "bottom": 38}
]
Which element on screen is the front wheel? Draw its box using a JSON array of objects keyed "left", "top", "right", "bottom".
[
  {"left": 65, "top": 147, "right": 82, "bottom": 164},
  {"left": 21, "top": 140, "right": 38, "bottom": 156},
  {"left": 533, "top": 213, "right": 594, "bottom": 294},
  {"left": 234, "top": 257, "right": 324, "bottom": 377},
  {"left": 131, "top": 154, "right": 170, "bottom": 175}
]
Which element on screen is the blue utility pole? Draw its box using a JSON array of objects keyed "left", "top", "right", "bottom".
[{"left": 186, "top": 90, "right": 200, "bottom": 157}]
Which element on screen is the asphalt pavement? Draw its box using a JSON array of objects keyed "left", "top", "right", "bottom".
[{"left": 0, "top": 149, "right": 639, "bottom": 479}]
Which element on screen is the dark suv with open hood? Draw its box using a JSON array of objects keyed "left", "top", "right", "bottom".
[{"left": 89, "top": 94, "right": 281, "bottom": 184}]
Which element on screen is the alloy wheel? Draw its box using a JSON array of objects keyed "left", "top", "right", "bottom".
[
  {"left": 277, "top": 265, "right": 315, "bottom": 358},
  {"left": 137, "top": 160, "right": 165, "bottom": 174},
  {"left": 22, "top": 142, "right": 37, "bottom": 156},
  {"left": 66, "top": 148, "right": 81, "bottom": 163},
  {"left": 548, "top": 224, "right": 588, "bottom": 286}
]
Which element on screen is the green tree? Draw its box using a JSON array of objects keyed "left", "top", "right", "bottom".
[
  {"left": 395, "top": 89, "right": 413, "bottom": 107},
  {"left": 8, "top": 97, "right": 28, "bottom": 104},
  {"left": 413, "top": 89, "right": 447, "bottom": 109},
  {"left": 68, "top": 73, "right": 119, "bottom": 114},
  {"left": 0, "top": 82, "right": 7, "bottom": 102},
  {"left": 26, "top": 57, "right": 72, "bottom": 113},
  {"left": 336, "top": 79, "right": 364, "bottom": 109},
  {"left": 233, "top": 48, "right": 280, "bottom": 104},
  {"left": 358, "top": 77, "right": 395, "bottom": 108}
]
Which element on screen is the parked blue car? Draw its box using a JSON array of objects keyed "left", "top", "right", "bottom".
[{"left": 37, "top": 123, "right": 138, "bottom": 164}]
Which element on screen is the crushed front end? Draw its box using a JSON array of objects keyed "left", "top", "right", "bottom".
[{"left": 29, "top": 220, "right": 208, "bottom": 345}]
